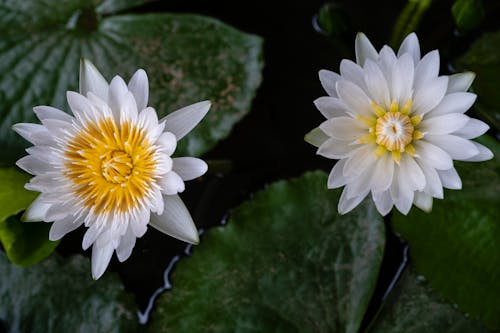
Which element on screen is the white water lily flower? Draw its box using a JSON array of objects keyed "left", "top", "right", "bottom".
[
  {"left": 306, "top": 32, "right": 493, "bottom": 216},
  {"left": 13, "top": 59, "right": 210, "bottom": 279}
]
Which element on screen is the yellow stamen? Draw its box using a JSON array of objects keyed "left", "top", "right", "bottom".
[
  {"left": 400, "top": 99, "right": 413, "bottom": 115},
  {"left": 406, "top": 144, "right": 417, "bottom": 157},
  {"left": 358, "top": 133, "right": 377, "bottom": 144},
  {"left": 370, "top": 102, "right": 386, "bottom": 118},
  {"left": 392, "top": 150, "right": 401, "bottom": 163},
  {"left": 375, "top": 145, "right": 387, "bottom": 158},
  {"left": 410, "top": 114, "right": 423, "bottom": 126},
  {"left": 356, "top": 115, "right": 377, "bottom": 127},
  {"left": 390, "top": 100, "right": 399, "bottom": 113},
  {"left": 413, "top": 130, "right": 424, "bottom": 140}
]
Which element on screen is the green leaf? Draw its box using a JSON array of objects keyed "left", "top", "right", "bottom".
[
  {"left": 0, "top": 252, "right": 139, "bottom": 333},
  {"left": 149, "top": 171, "right": 385, "bottom": 333},
  {"left": 391, "top": 136, "right": 500, "bottom": 329},
  {"left": 456, "top": 31, "right": 500, "bottom": 131},
  {"left": 0, "top": 167, "right": 58, "bottom": 266},
  {"left": 452, "top": 0, "right": 485, "bottom": 32},
  {"left": 390, "top": 0, "right": 433, "bottom": 48},
  {"left": 0, "top": 1, "right": 263, "bottom": 164},
  {"left": 369, "top": 268, "right": 492, "bottom": 333}
]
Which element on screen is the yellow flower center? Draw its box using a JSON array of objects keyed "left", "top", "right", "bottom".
[
  {"left": 356, "top": 99, "right": 424, "bottom": 162},
  {"left": 64, "top": 117, "right": 158, "bottom": 214}
]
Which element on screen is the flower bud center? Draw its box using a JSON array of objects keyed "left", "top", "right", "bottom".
[
  {"left": 375, "top": 112, "right": 414, "bottom": 151},
  {"left": 101, "top": 150, "right": 133, "bottom": 184}
]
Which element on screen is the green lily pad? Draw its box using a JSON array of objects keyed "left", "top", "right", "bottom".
[
  {"left": 0, "top": 0, "right": 263, "bottom": 164},
  {"left": 457, "top": 31, "right": 500, "bottom": 131},
  {"left": 0, "top": 252, "right": 138, "bottom": 333},
  {"left": 370, "top": 268, "right": 491, "bottom": 333},
  {"left": 149, "top": 171, "right": 385, "bottom": 333},
  {"left": 0, "top": 167, "right": 58, "bottom": 266},
  {"left": 391, "top": 136, "right": 500, "bottom": 329}
]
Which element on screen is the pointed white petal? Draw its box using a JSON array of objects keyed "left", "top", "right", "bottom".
[
  {"left": 128, "top": 69, "right": 149, "bottom": 111},
  {"left": 172, "top": 157, "right": 208, "bottom": 181},
  {"left": 447, "top": 72, "right": 475, "bottom": 93},
  {"left": 391, "top": 53, "right": 414, "bottom": 105},
  {"left": 338, "top": 187, "right": 369, "bottom": 214},
  {"left": 336, "top": 80, "right": 373, "bottom": 117},
  {"left": 378, "top": 45, "right": 397, "bottom": 85},
  {"left": 413, "top": 50, "right": 440, "bottom": 90},
  {"left": 49, "top": 216, "right": 83, "bottom": 241},
  {"left": 91, "top": 242, "right": 114, "bottom": 280},
  {"left": 319, "top": 69, "right": 341, "bottom": 97},
  {"left": 159, "top": 171, "right": 185, "bottom": 195},
  {"left": 343, "top": 144, "right": 377, "bottom": 177},
  {"left": 328, "top": 159, "right": 350, "bottom": 189},
  {"left": 305, "top": 127, "right": 329, "bottom": 148},
  {"left": 22, "top": 196, "right": 51, "bottom": 222},
  {"left": 400, "top": 154, "right": 426, "bottom": 191},
  {"left": 372, "top": 190, "right": 394, "bottom": 216},
  {"left": 414, "top": 140, "right": 453, "bottom": 170},
  {"left": 313, "top": 96, "right": 349, "bottom": 119},
  {"left": 162, "top": 101, "right": 211, "bottom": 140},
  {"left": 82, "top": 224, "right": 101, "bottom": 250},
  {"left": 79, "top": 58, "right": 109, "bottom": 101},
  {"left": 452, "top": 118, "right": 489, "bottom": 139},
  {"left": 130, "top": 208, "right": 150, "bottom": 237},
  {"left": 463, "top": 142, "right": 494, "bottom": 162},
  {"left": 416, "top": 159, "right": 443, "bottom": 199},
  {"left": 16, "top": 155, "right": 51, "bottom": 175},
  {"left": 420, "top": 113, "right": 469, "bottom": 135},
  {"left": 120, "top": 91, "right": 139, "bottom": 125},
  {"left": 66, "top": 91, "right": 94, "bottom": 125},
  {"left": 317, "top": 138, "right": 356, "bottom": 159},
  {"left": 371, "top": 153, "right": 394, "bottom": 192},
  {"left": 425, "top": 134, "right": 479, "bottom": 160},
  {"left": 364, "top": 59, "right": 390, "bottom": 108},
  {"left": 393, "top": 170, "right": 414, "bottom": 215},
  {"left": 413, "top": 76, "right": 448, "bottom": 115},
  {"left": 438, "top": 168, "right": 462, "bottom": 189},
  {"left": 340, "top": 59, "right": 366, "bottom": 91},
  {"left": 398, "top": 32, "right": 421, "bottom": 63},
  {"left": 33, "top": 105, "right": 73, "bottom": 123},
  {"left": 427, "top": 92, "right": 476, "bottom": 117},
  {"left": 12, "top": 123, "right": 54, "bottom": 146},
  {"left": 108, "top": 75, "right": 128, "bottom": 119},
  {"left": 150, "top": 194, "right": 199, "bottom": 244},
  {"left": 355, "top": 32, "right": 378, "bottom": 66},
  {"left": 116, "top": 226, "right": 136, "bottom": 262},
  {"left": 319, "top": 116, "right": 367, "bottom": 140},
  {"left": 157, "top": 131, "right": 177, "bottom": 156},
  {"left": 413, "top": 191, "right": 433, "bottom": 213},
  {"left": 44, "top": 203, "right": 71, "bottom": 222}
]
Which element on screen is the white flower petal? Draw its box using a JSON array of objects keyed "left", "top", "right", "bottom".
[
  {"left": 413, "top": 76, "right": 448, "bottom": 115},
  {"left": 108, "top": 75, "right": 128, "bottom": 119},
  {"left": 393, "top": 169, "right": 414, "bottom": 215},
  {"left": 371, "top": 153, "right": 394, "bottom": 192},
  {"left": 378, "top": 45, "right": 397, "bottom": 85},
  {"left": 336, "top": 80, "right": 373, "bottom": 117},
  {"left": 130, "top": 208, "right": 150, "bottom": 237},
  {"left": 172, "top": 157, "right": 208, "bottom": 181},
  {"left": 116, "top": 226, "right": 136, "bottom": 262},
  {"left": 463, "top": 142, "right": 494, "bottom": 162},
  {"left": 372, "top": 190, "right": 393, "bottom": 216},
  {"left": 82, "top": 224, "right": 101, "bottom": 250},
  {"left": 364, "top": 59, "right": 390, "bottom": 108},
  {"left": 343, "top": 144, "right": 377, "bottom": 177},
  {"left": 420, "top": 113, "right": 469, "bottom": 135},
  {"left": 319, "top": 116, "right": 367, "bottom": 141},
  {"left": 150, "top": 194, "right": 199, "bottom": 244},
  {"left": 12, "top": 123, "right": 54, "bottom": 146},
  {"left": 416, "top": 159, "right": 443, "bottom": 199},
  {"left": 355, "top": 32, "right": 378, "bottom": 66},
  {"left": 391, "top": 53, "right": 414, "bottom": 105},
  {"left": 157, "top": 131, "right": 177, "bottom": 156},
  {"left": 413, "top": 191, "right": 433, "bottom": 213},
  {"left": 305, "top": 127, "right": 329, "bottom": 148},
  {"left": 22, "top": 195, "right": 51, "bottom": 222},
  {"left": 338, "top": 187, "right": 369, "bottom": 214},
  {"left": 67, "top": 91, "right": 94, "bottom": 125},
  {"left": 328, "top": 159, "right": 350, "bottom": 189},
  {"left": 162, "top": 101, "right": 211, "bottom": 140},
  {"left": 427, "top": 92, "right": 476, "bottom": 117},
  {"left": 44, "top": 202, "right": 71, "bottom": 222},
  {"left": 79, "top": 58, "right": 109, "bottom": 101},
  {"left": 398, "top": 32, "right": 421, "bottom": 63},
  {"left": 16, "top": 155, "right": 51, "bottom": 175},
  {"left": 340, "top": 59, "right": 366, "bottom": 91},
  {"left": 33, "top": 105, "right": 73, "bottom": 123},
  {"left": 425, "top": 134, "right": 479, "bottom": 160},
  {"left": 447, "top": 72, "right": 475, "bottom": 93},
  {"left": 438, "top": 168, "right": 462, "bottom": 190},
  {"left": 137, "top": 107, "right": 161, "bottom": 142},
  {"left": 313, "top": 96, "right": 350, "bottom": 119},
  {"left": 452, "top": 118, "right": 489, "bottom": 139},
  {"left": 49, "top": 216, "right": 83, "bottom": 241},
  {"left": 159, "top": 171, "right": 185, "bottom": 195},
  {"left": 413, "top": 50, "right": 440, "bottom": 91},
  {"left": 400, "top": 154, "right": 426, "bottom": 191},
  {"left": 120, "top": 91, "right": 139, "bottom": 125},
  {"left": 91, "top": 242, "right": 115, "bottom": 280},
  {"left": 317, "top": 138, "right": 356, "bottom": 159},
  {"left": 319, "top": 69, "right": 341, "bottom": 97},
  {"left": 127, "top": 69, "right": 149, "bottom": 111},
  {"left": 414, "top": 140, "right": 453, "bottom": 170}
]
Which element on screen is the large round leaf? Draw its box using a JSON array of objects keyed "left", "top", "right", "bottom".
[
  {"left": 0, "top": 0, "right": 263, "bottom": 164},
  {"left": 0, "top": 252, "right": 138, "bottom": 333},
  {"left": 370, "top": 268, "right": 491, "bottom": 333},
  {"left": 149, "top": 171, "right": 385, "bottom": 333},
  {"left": 391, "top": 136, "right": 500, "bottom": 329}
]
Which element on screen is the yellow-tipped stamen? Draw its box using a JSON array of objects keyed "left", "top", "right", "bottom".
[
  {"left": 375, "top": 145, "right": 387, "bottom": 158},
  {"left": 357, "top": 133, "right": 377, "bottom": 144},
  {"left": 413, "top": 130, "right": 424, "bottom": 140},
  {"left": 400, "top": 99, "right": 412, "bottom": 115},
  {"left": 392, "top": 150, "right": 401, "bottom": 163},
  {"left": 390, "top": 100, "right": 398, "bottom": 113},
  {"left": 356, "top": 115, "right": 377, "bottom": 127},
  {"left": 410, "top": 114, "right": 423, "bottom": 126},
  {"left": 406, "top": 144, "right": 417, "bottom": 157},
  {"left": 371, "top": 102, "right": 386, "bottom": 118}
]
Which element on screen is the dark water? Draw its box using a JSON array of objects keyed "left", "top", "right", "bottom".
[{"left": 56, "top": 0, "right": 500, "bottom": 330}]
